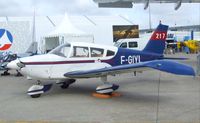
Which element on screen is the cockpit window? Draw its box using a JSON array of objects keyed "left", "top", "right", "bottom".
[
  {"left": 71, "top": 46, "right": 89, "bottom": 58},
  {"left": 106, "top": 50, "right": 115, "bottom": 56},
  {"left": 90, "top": 47, "right": 104, "bottom": 57},
  {"left": 114, "top": 42, "right": 121, "bottom": 47},
  {"left": 49, "top": 43, "right": 71, "bottom": 57},
  {"left": 120, "top": 42, "right": 127, "bottom": 48}
]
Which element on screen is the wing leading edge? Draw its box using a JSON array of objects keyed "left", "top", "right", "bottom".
[{"left": 64, "top": 60, "right": 195, "bottom": 78}]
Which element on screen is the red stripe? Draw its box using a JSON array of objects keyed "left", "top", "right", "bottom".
[
  {"left": 23, "top": 60, "right": 95, "bottom": 65},
  {"left": 23, "top": 59, "right": 112, "bottom": 65},
  {"left": 0, "top": 44, "right": 12, "bottom": 50}
]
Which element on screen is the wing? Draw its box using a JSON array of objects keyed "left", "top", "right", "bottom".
[
  {"left": 94, "top": 0, "right": 199, "bottom": 9},
  {"left": 64, "top": 60, "right": 195, "bottom": 78}
]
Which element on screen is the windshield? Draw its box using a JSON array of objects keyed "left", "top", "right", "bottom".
[
  {"left": 114, "top": 42, "right": 121, "bottom": 47},
  {"left": 49, "top": 43, "right": 71, "bottom": 57}
]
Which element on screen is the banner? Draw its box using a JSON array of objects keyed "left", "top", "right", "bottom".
[{"left": 113, "top": 25, "right": 139, "bottom": 42}]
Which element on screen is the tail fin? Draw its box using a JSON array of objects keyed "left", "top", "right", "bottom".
[
  {"left": 25, "top": 42, "right": 38, "bottom": 54},
  {"left": 143, "top": 24, "right": 168, "bottom": 54}
]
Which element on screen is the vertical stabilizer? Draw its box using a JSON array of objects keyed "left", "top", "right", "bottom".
[{"left": 143, "top": 24, "right": 168, "bottom": 54}]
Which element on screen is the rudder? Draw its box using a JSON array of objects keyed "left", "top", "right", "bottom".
[{"left": 143, "top": 24, "right": 168, "bottom": 54}]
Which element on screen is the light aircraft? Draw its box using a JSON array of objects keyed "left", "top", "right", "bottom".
[
  {"left": 7, "top": 24, "right": 195, "bottom": 98},
  {"left": 93, "top": 0, "right": 200, "bottom": 10},
  {"left": 0, "top": 42, "right": 38, "bottom": 76}
]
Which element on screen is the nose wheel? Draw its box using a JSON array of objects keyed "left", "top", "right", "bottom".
[{"left": 27, "top": 79, "right": 76, "bottom": 98}]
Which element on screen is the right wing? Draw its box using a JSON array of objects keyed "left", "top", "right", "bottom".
[{"left": 64, "top": 60, "right": 195, "bottom": 78}]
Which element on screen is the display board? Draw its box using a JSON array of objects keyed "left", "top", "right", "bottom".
[{"left": 113, "top": 25, "right": 139, "bottom": 42}]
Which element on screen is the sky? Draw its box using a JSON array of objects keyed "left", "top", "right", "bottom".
[{"left": 0, "top": 0, "right": 200, "bottom": 28}]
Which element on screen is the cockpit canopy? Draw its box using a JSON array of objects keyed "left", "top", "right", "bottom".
[
  {"left": 49, "top": 43, "right": 71, "bottom": 57},
  {"left": 49, "top": 42, "right": 116, "bottom": 58}
]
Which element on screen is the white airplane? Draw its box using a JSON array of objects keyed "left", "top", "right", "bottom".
[
  {"left": 93, "top": 0, "right": 200, "bottom": 10},
  {"left": 7, "top": 24, "right": 195, "bottom": 98}
]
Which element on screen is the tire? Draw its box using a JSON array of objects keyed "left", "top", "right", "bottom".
[
  {"left": 69, "top": 79, "right": 76, "bottom": 83},
  {"left": 30, "top": 94, "right": 41, "bottom": 98},
  {"left": 61, "top": 84, "right": 69, "bottom": 89}
]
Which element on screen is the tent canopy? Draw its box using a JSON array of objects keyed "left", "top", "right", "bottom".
[{"left": 47, "top": 14, "right": 87, "bottom": 37}]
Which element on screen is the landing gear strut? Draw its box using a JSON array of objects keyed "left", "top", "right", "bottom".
[{"left": 57, "top": 79, "right": 76, "bottom": 89}]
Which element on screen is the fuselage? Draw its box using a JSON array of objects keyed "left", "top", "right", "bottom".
[{"left": 8, "top": 42, "right": 163, "bottom": 80}]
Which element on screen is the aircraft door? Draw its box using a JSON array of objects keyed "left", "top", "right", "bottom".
[{"left": 48, "top": 65, "right": 53, "bottom": 79}]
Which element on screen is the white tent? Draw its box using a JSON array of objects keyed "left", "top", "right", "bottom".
[
  {"left": 48, "top": 14, "right": 86, "bottom": 37},
  {"left": 42, "top": 14, "right": 94, "bottom": 53}
]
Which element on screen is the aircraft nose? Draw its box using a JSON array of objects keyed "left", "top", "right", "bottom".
[{"left": 7, "top": 59, "right": 22, "bottom": 70}]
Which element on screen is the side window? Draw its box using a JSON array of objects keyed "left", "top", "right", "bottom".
[
  {"left": 120, "top": 42, "right": 127, "bottom": 48},
  {"left": 61, "top": 46, "right": 71, "bottom": 57},
  {"left": 106, "top": 50, "right": 115, "bottom": 57},
  {"left": 71, "top": 46, "right": 89, "bottom": 58},
  {"left": 90, "top": 47, "right": 104, "bottom": 57},
  {"left": 129, "top": 42, "right": 138, "bottom": 48}
]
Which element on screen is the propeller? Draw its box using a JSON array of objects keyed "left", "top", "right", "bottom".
[{"left": 16, "top": 58, "right": 25, "bottom": 69}]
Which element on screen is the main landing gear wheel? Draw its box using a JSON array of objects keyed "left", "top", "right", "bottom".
[
  {"left": 61, "top": 83, "right": 69, "bottom": 89},
  {"left": 93, "top": 83, "right": 120, "bottom": 98},
  {"left": 96, "top": 83, "right": 119, "bottom": 94},
  {"left": 27, "top": 82, "right": 52, "bottom": 98},
  {"left": 93, "top": 76, "right": 120, "bottom": 98},
  {"left": 30, "top": 94, "right": 41, "bottom": 98},
  {"left": 57, "top": 79, "right": 76, "bottom": 89},
  {"left": 15, "top": 71, "right": 23, "bottom": 77}
]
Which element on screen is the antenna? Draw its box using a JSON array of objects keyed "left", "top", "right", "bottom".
[
  {"left": 5, "top": 16, "right": 9, "bottom": 23},
  {"left": 148, "top": 3, "right": 152, "bottom": 31},
  {"left": 84, "top": 15, "right": 96, "bottom": 26},
  {"left": 32, "top": 8, "right": 36, "bottom": 43},
  {"left": 46, "top": 16, "right": 56, "bottom": 27},
  {"left": 119, "top": 15, "right": 134, "bottom": 25}
]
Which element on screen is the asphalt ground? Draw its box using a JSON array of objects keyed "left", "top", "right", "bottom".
[{"left": 0, "top": 53, "right": 199, "bottom": 123}]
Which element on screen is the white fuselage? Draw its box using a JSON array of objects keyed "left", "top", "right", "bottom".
[
  {"left": 8, "top": 42, "right": 118, "bottom": 80},
  {"left": 19, "top": 54, "right": 111, "bottom": 80}
]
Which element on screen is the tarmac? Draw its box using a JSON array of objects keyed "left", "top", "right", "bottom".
[{"left": 0, "top": 53, "right": 199, "bottom": 123}]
